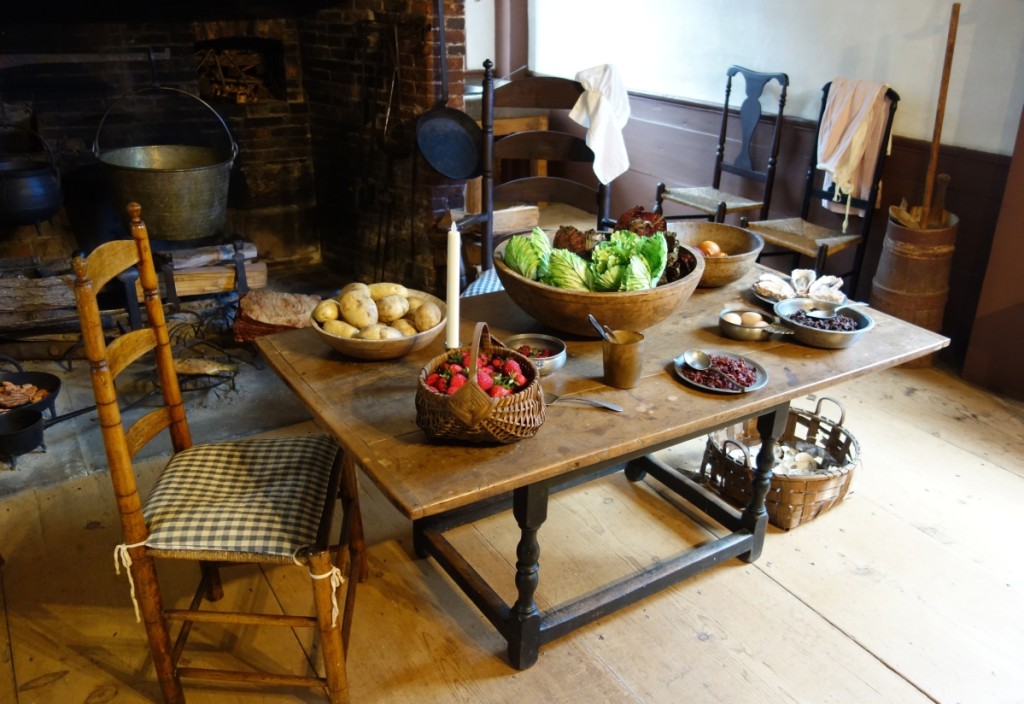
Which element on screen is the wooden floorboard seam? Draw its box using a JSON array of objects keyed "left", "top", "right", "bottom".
[{"left": 748, "top": 559, "right": 944, "bottom": 704}]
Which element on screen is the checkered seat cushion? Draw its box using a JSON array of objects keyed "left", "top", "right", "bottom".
[
  {"left": 461, "top": 267, "right": 504, "bottom": 297},
  {"left": 142, "top": 434, "right": 339, "bottom": 560}
]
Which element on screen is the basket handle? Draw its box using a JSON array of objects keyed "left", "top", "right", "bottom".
[
  {"left": 92, "top": 85, "right": 239, "bottom": 161},
  {"left": 813, "top": 396, "right": 846, "bottom": 427},
  {"left": 721, "top": 438, "right": 753, "bottom": 469},
  {"left": 466, "top": 321, "right": 492, "bottom": 384}
]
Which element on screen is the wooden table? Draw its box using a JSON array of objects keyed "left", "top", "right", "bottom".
[{"left": 256, "top": 273, "right": 948, "bottom": 669}]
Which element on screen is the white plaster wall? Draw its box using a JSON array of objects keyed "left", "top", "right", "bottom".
[
  {"left": 466, "top": 0, "right": 495, "bottom": 70},
  {"left": 523, "top": 0, "right": 1024, "bottom": 156}
]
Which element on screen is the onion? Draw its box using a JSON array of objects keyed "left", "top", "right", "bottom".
[{"left": 697, "top": 240, "right": 721, "bottom": 257}]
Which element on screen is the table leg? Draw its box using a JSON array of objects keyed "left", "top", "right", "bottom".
[
  {"left": 507, "top": 482, "right": 549, "bottom": 670},
  {"left": 740, "top": 403, "right": 789, "bottom": 562}
]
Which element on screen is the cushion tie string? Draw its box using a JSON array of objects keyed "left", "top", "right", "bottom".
[
  {"left": 113, "top": 541, "right": 148, "bottom": 623},
  {"left": 292, "top": 548, "right": 345, "bottom": 626}
]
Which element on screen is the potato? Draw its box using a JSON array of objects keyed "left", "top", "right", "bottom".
[
  {"left": 368, "top": 282, "right": 408, "bottom": 301},
  {"left": 312, "top": 299, "right": 340, "bottom": 324},
  {"left": 322, "top": 319, "right": 359, "bottom": 338},
  {"left": 357, "top": 323, "right": 403, "bottom": 340},
  {"left": 339, "top": 291, "right": 378, "bottom": 329},
  {"left": 391, "top": 318, "right": 418, "bottom": 337},
  {"left": 376, "top": 294, "right": 410, "bottom": 323},
  {"left": 405, "top": 296, "right": 425, "bottom": 313},
  {"left": 355, "top": 323, "right": 388, "bottom": 340},
  {"left": 412, "top": 300, "right": 442, "bottom": 332},
  {"left": 337, "top": 282, "right": 371, "bottom": 300}
]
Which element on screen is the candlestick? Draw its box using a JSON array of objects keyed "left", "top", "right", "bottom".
[{"left": 445, "top": 221, "right": 461, "bottom": 349}]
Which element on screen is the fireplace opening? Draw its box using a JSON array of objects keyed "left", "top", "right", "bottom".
[{"left": 194, "top": 37, "right": 286, "bottom": 105}]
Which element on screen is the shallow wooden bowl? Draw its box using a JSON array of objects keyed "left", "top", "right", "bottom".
[
  {"left": 672, "top": 222, "right": 763, "bottom": 288},
  {"left": 493, "top": 242, "right": 704, "bottom": 338},
  {"left": 311, "top": 289, "right": 447, "bottom": 360}
]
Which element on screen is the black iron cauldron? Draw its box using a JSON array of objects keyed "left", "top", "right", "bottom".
[{"left": 0, "top": 125, "right": 62, "bottom": 227}]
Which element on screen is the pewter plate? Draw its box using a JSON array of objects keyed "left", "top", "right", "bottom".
[{"left": 672, "top": 351, "right": 769, "bottom": 394}]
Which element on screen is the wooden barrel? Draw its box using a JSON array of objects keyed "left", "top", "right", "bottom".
[{"left": 870, "top": 213, "right": 958, "bottom": 366}]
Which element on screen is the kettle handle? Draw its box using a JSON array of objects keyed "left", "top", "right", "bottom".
[{"left": 92, "top": 85, "right": 238, "bottom": 162}]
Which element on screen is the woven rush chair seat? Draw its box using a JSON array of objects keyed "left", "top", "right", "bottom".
[
  {"left": 659, "top": 185, "right": 763, "bottom": 217},
  {"left": 747, "top": 216, "right": 862, "bottom": 260},
  {"left": 144, "top": 435, "right": 339, "bottom": 559},
  {"left": 71, "top": 202, "right": 364, "bottom": 704}
]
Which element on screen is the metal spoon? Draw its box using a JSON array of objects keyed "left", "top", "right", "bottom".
[
  {"left": 543, "top": 391, "right": 622, "bottom": 412},
  {"left": 588, "top": 314, "right": 617, "bottom": 343},
  {"left": 806, "top": 301, "right": 868, "bottom": 320},
  {"left": 680, "top": 348, "right": 746, "bottom": 391}
]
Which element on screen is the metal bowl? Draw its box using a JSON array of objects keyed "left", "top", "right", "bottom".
[
  {"left": 773, "top": 298, "right": 875, "bottom": 349},
  {"left": 503, "top": 334, "right": 567, "bottom": 376},
  {"left": 719, "top": 308, "right": 783, "bottom": 341},
  {"left": 311, "top": 289, "right": 447, "bottom": 360}
]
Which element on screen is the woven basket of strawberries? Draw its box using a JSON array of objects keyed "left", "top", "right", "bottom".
[{"left": 415, "top": 321, "right": 545, "bottom": 444}]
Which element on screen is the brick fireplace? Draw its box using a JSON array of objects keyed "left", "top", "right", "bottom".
[{"left": 0, "top": 0, "right": 468, "bottom": 295}]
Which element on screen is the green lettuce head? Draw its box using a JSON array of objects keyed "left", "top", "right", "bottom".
[
  {"left": 501, "top": 227, "right": 552, "bottom": 281},
  {"left": 543, "top": 248, "right": 591, "bottom": 291}
]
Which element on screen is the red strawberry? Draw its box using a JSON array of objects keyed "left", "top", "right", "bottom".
[
  {"left": 436, "top": 377, "right": 448, "bottom": 393},
  {"left": 514, "top": 373, "right": 527, "bottom": 387},
  {"left": 489, "top": 385, "right": 511, "bottom": 398},
  {"left": 503, "top": 359, "right": 522, "bottom": 376},
  {"left": 476, "top": 371, "right": 494, "bottom": 390},
  {"left": 426, "top": 372, "right": 440, "bottom": 388}
]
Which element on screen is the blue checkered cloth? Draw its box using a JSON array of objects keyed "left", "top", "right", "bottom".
[
  {"left": 461, "top": 267, "right": 505, "bottom": 297},
  {"left": 142, "top": 435, "right": 339, "bottom": 560}
]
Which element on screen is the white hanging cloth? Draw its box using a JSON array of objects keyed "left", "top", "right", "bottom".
[
  {"left": 569, "top": 64, "right": 631, "bottom": 184},
  {"left": 817, "top": 77, "right": 892, "bottom": 231}
]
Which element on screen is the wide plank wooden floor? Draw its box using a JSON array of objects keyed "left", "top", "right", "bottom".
[{"left": 1, "top": 362, "right": 1022, "bottom": 703}]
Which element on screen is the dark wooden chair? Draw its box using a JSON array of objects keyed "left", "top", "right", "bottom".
[
  {"left": 654, "top": 66, "right": 789, "bottom": 223},
  {"left": 466, "top": 59, "right": 614, "bottom": 274},
  {"left": 70, "top": 203, "right": 365, "bottom": 703},
  {"left": 745, "top": 81, "right": 900, "bottom": 296}
]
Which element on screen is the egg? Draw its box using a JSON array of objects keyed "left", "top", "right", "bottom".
[
  {"left": 722, "top": 312, "right": 742, "bottom": 325},
  {"left": 793, "top": 451, "right": 817, "bottom": 472},
  {"left": 740, "top": 311, "right": 764, "bottom": 326}
]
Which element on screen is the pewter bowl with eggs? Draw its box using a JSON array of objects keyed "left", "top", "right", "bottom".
[{"left": 719, "top": 308, "right": 785, "bottom": 341}]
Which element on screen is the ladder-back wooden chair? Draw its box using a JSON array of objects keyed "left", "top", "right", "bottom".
[
  {"left": 654, "top": 65, "right": 789, "bottom": 223},
  {"left": 70, "top": 202, "right": 364, "bottom": 703},
  {"left": 472, "top": 58, "right": 614, "bottom": 273},
  {"left": 745, "top": 81, "right": 900, "bottom": 296}
]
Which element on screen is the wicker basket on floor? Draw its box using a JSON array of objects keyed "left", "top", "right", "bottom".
[
  {"left": 415, "top": 321, "right": 545, "bottom": 444},
  {"left": 700, "top": 397, "right": 860, "bottom": 530}
]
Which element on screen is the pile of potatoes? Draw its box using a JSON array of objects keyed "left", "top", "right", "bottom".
[{"left": 312, "top": 282, "right": 443, "bottom": 340}]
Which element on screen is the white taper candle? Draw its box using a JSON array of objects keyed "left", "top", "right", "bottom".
[{"left": 445, "top": 222, "right": 460, "bottom": 349}]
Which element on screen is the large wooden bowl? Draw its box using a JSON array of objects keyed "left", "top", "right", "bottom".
[
  {"left": 311, "top": 289, "right": 447, "bottom": 360},
  {"left": 493, "top": 241, "right": 704, "bottom": 338},
  {"left": 672, "top": 222, "right": 763, "bottom": 288}
]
